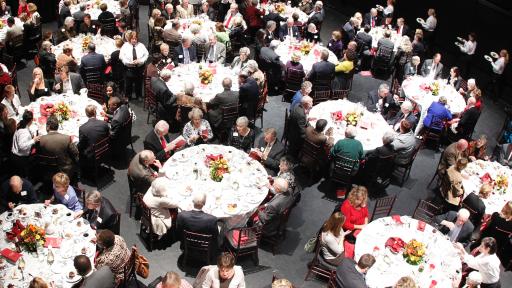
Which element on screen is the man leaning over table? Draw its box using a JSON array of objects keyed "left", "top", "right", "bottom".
[
  {"left": 45, "top": 172, "right": 83, "bottom": 218},
  {"left": 434, "top": 208, "right": 475, "bottom": 246},
  {"left": 0, "top": 175, "right": 37, "bottom": 213}
]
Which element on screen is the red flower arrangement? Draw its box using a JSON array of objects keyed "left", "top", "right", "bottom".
[
  {"left": 40, "top": 103, "right": 55, "bottom": 117},
  {"left": 385, "top": 237, "right": 405, "bottom": 254}
]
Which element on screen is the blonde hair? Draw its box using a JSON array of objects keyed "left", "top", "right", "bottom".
[
  {"left": 347, "top": 186, "right": 368, "bottom": 207},
  {"left": 52, "top": 172, "right": 70, "bottom": 187},
  {"left": 29, "top": 277, "right": 49, "bottom": 288},
  {"left": 479, "top": 183, "right": 492, "bottom": 199},
  {"left": 272, "top": 279, "right": 293, "bottom": 288},
  {"left": 28, "top": 3, "right": 37, "bottom": 13},
  {"left": 395, "top": 276, "right": 417, "bottom": 288},
  {"left": 501, "top": 201, "right": 512, "bottom": 220},
  {"left": 500, "top": 49, "right": 509, "bottom": 64},
  {"left": 32, "top": 67, "right": 44, "bottom": 79}
]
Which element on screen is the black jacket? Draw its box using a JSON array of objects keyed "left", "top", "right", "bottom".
[
  {"left": 457, "top": 106, "right": 480, "bottom": 139},
  {"left": 78, "top": 118, "right": 110, "bottom": 160},
  {"left": 307, "top": 60, "right": 335, "bottom": 82},
  {"left": 238, "top": 77, "right": 259, "bottom": 121},
  {"left": 108, "top": 50, "right": 124, "bottom": 81},
  {"left": 0, "top": 178, "right": 37, "bottom": 213},
  {"left": 255, "top": 137, "right": 285, "bottom": 175},
  {"left": 206, "top": 89, "right": 239, "bottom": 129},
  {"left": 462, "top": 193, "right": 486, "bottom": 225},
  {"left": 143, "top": 130, "right": 171, "bottom": 163},
  {"left": 173, "top": 44, "right": 198, "bottom": 66},
  {"left": 38, "top": 50, "right": 57, "bottom": 79},
  {"left": 176, "top": 210, "right": 218, "bottom": 243},
  {"left": 83, "top": 197, "right": 118, "bottom": 231}
]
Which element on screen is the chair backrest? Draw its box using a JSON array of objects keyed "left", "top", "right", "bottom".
[
  {"left": 100, "top": 18, "right": 117, "bottom": 37},
  {"left": 9, "top": 34, "right": 24, "bottom": 48},
  {"left": 183, "top": 230, "right": 213, "bottom": 257},
  {"left": 312, "top": 79, "right": 332, "bottom": 92},
  {"left": 112, "top": 212, "right": 121, "bottom": 235},
  {"left": 122, "top": 112, "right": 134, "bottom": 146},
  {"left": 36, "top": 154, "right": 59, "bottom": 169},
  {"left": 459, "top": 78, "right": 468, "bottom": 92},
  {"left": 331, "top": 155, "right": 359, "bottom": 184},
  {"left": 405, "top": 141, "right": 422, "bottom": 166},
  {"left": 327, "top": 271, "right": 337, "bottom": 288},
  {"left": 276, "top": 208, "right": 292, "bottom": 236},
  {"left": 138, "top": 194, "right": 154, "bottom": 234},
  {"left": 299, "top": 138, "right": 323, "bottom": 169},
  {"left": 286, "top": 68, "right": 305, "bottom": 87},
  {"left": 331, "top": 89, "right": 349, "bottom": 100},
  {"left": 460, "top": 202, "right": 480, "bottom": 224},
  {"left": 83, "top": 66, "right": 103, "bottom": 84},
  {"left": 375, "top": 154, "right": 396, "bottom": 179},
  {"left": 281, "top": 108, "right": 290, "bottom": 143},
  {"left": 221, "top": 103, "right": 240, "bottom": 129},
  {"left": 86, "top": 82, "right": 106, "bottom": 104},
  {"left": 312, "top": 90, "right": 331, "bottom": 104},
  {"left": 231, "top": 226, "right": 262, "bottom": 250},
  {"left": 195, "top": 42, "right": 206, "bottom": 62},
  {"left": 255, "top": 88, "right": 267, "bottom": 120},
  {"left": 370, "top": 195, "right": 397, "bottom": 221},
  {"left": 93, "top": 135, "right": 111, "bottom": 162},
  {"left": 123, "top": 245, "right": 138, "bottom": 286},
  {"left": 412, "top": 199, "right": 440, "bottom": 225}
]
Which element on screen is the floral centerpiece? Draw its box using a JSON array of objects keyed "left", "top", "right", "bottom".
[
  {"left": 275, "top": 3, "right": 286, "bottom": 14},
  {"left": 344, "top": 111, "right": 361, "bottom": 126},
  {"left": 299, "top": 41, "right": 313, "bottom": 55},
  {"left": 495, "top": 174, "right": 508, "bottom": 194},
  {"left": 403, "top": 239, "right": 425, "bottom": 265},
  {"left": 18, "top": 224, "right": 46, "bottom": 253},
  {"left": 199, "top": 68, "right": 214, "bottom": 85},
  {"left": 54, "top": 102, "right": 72, "bottom": 122},
  {"left": 208, "top": 156, "right": 229, "bottom": 182},
  {"left": 82, "top": 35, "right": 92, "bottom": 51},
  {"left": 191, "top": 19, "right": 203, "bottom": 26},
  {"left": 40, "top": 103, "right": 55, "bottom": 117},
  {"left": 430, "top": 81, "right": 440, "bottom": 96}
]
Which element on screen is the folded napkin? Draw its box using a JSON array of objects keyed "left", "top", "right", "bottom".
[
  {"left": 331, "top": 111, "right": 343, "bottom": 122},
  {"left": 385, "top": 237, "right": 405, "bottom": 253},
  {"left": 206, "top": 154, "right": 223, "bottom": 161},
  {"left": 391, "top": 215, "right": 403, "bottom": 224},
  {"left": 6, "top": 220, "right": 25, "bottom": 242},
  {"left": 0, "top": 248, "right": 22, "bottom": 263},
  {"left": 417, "top": 220, "right": 426, "bottom": 231},
  {"left": 480, "top": 172, "right": 492, "bottom": 183},
  {"left": 44, "top": 237, "right": 63, "bottom": 248},
  {"left": 201, "top": 129, "right": 209, "bottom": 138},
  {"left": 313, "top": 48, "right": 321, "bottom": 57},
  {"left": 248, "top": 150, "right": 262, "bottom": 161},
  {"left": 429, "top": 280, "right": 437, "bottom": 288}
]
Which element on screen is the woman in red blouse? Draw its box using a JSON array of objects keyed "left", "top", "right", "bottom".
[
  {"left": 340, "top": 186, "right": 369, "bottom": 232},
  {"left": 17, "top": 0, "right": 29, "bottom": 17}
]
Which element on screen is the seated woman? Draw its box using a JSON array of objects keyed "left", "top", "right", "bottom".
[
  {"left": 441, "top": 158, "right": 468, "bottom": 211},
  {"left": 182, "top": 108, "right": 213, "bottom": 146},
  {"left": 95, "top": 229, "right": 130, "bottom": 284},
  {"left": 284, "top": 52, "right": 305, "bottom": 80},
  {"left": 275, "top": 156, "right": 296, "bottom": 194},
  {"left": 45, "top": 172, "right": 83, "bottom": 216},
  {"left": 215, "top": 22, "right": 230, "bottom": 45},
  {"left": 447, "top": 66, "right": 462, "bottom": 91},
  {"left": 230, "top": 47, "right": 250, "bottom": 73},
  {"left": 304, "top": 23, "right": 320, "bottom": 43},
  {"left": 320, "top": 212, "right": 347, "bottom": 265},
  {"left": 156, "top": 271, "right": 192, "bottom": 288},
  {"left": 466, "top": 134, "right": 489, "bottom": 161},
  {"left": 332, "top": 49, "right": 356, "bottom": 90},
  {"left": 228, "top": 116, "right": 255, "bottom": 153},
  {"left": 102, "top": 82, "right": 123, "bottom": 120},
  {"left": 327, "top": 30, "right": 343, "bottom": 60},
  {"left": 199, "top": 253, "right": 245, "bottom": 288},
  {"left": 29, "top": 67, "right": 52, "bottom": 100},
  {"left": 339, "top": 186, "right": 368, "bottom": 237},
  {"left": 455, "top": 237, "right": 501, "bottom": 288},
  {"left": 79, "top": 14, "right": 97, "bottom": 35},
  {"left": 244, "top": 60, "right": 265, "bottom": 90},
  {"left": 142, "top": 177, "right": 179, "bottom": 238},
  {"left": 462, "top": 183, "right": 491, "bottom": 226}
]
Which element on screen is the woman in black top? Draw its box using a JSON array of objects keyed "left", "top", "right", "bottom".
[
  {"left": 477, "top": 201, "right": 512, "bottom": 263},
  {"left": 228, "top": 116, "right": 255, "bottom": 153},
  {"left": 28, "top": 67, "right": 52, "bottom": 101},
  {"left": 79, "top": 14, "right": 97, "bottom": 35}
]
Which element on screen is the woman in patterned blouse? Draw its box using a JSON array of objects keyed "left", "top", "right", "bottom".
[
  {"left": 182, "top": 108, "right": 213, "bottom": 146},
  {"left": 95, "top": 230, "right": 131, "bottom": 283}
]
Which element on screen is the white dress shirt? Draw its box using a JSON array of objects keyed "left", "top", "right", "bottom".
[
  {"left": 460, "top": 40, "right": 476, "bottom": 55},
  {"left": 463, "top": 253, "right": 501, "bottom": 284},
  {"left": 119, "top": 42, "right": 149, "bottom": 67},
  {"left": 491, "top": 57, "right": 506, "bottom": 75},
  {"left": 383, "top": 5, "right": 394, "bottom": 16},
  {"left": 12, "top": 128, "right": 35, "bottom": 156},
  {"left": 422, "top": 15, "right": 437, "bottom": 31},
  {"left": 1, "top": 94, "right": 21, "bottom": 119}
]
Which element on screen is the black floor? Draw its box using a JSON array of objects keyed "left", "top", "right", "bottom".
[{"left": 11, "top": 4, "right": 512, "bottom": 288}]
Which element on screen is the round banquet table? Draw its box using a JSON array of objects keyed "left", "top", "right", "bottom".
[
  {"left": 174, "top": 17, "right": 216, "bottom": 39},
  {"left": 307, "top": 99, "right": 393, "bottom": 151},
  {"left": 69, "top": 0, "right": 120, "bottom": 21},
  {"left": 0, "top": 204, "right": 96, "bottom": 288},
  {"left": 275, "top": 39, "right": 337, "bottom": 74},
  {"left": 166, "top": 63, "right": 239, "bottom": 103},
  {"left": 0, "top": 17, "right": 23, "bottom": 43},
  {"left": 53, "top": 35, "right": 116, "bottom": 66},
  {"left": 462, "top": 160, "right": 512, "bottom": 215},
  {"left": 261, "top": 3, "right": 309, "bottom": 24},
  {"left": 161, "top": 144, "right": 269, "bottom": 228},
  {"left": 355, "top": 216, "right": 462, "bottom": 288},
  {"left": 401, "top": 76, "right": 467, "bottom": 135},
  {"left": 363, "top": 26, "right": 402, "bottom": 51},
  {"left": 17, "top": 94, "right": 104, "bottom": 143}
]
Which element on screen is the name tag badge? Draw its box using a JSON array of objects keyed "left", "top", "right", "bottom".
[
  {"left": 233, "top": 132, "right": 238, "bottom": 136},
  {"left": 328, "top": 43, "right": 332, "bottom": 47},
  {"left": 97, "top": 217, "right": 103, "bottom": 224},
  {"left": 260, "top": 147, "right": 264, "bottom": 152},
  {"left": 64, "top": 194, "right": 69, "bottom": 201},
  {"left": 179, "top": 55, "right": 183, "bottom": 58},
  {"left": 385, "top": 103, "right": 389, "bottom": 107},
  {"left": 20, "top": 191, "right": 27, "bottom": 196}
]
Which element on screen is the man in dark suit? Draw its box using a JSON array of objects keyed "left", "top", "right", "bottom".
[
  {"left": 37, "top": 115, "right": 79, "bottom": 179},
  {"left": 420, "top": 53, "right": 444, "bottom": 80},
  {"left": 302, "top": 119, "right": 333, "bottom": 171},
  {"left": 74, "top": 255, "right": 115, "bottom": 288},
  {"left": 462, "top": 189, "right": 487, "bottom": 226},
  {"left": 176, "top": 191, "right": 218, "bottom": 244},
  {"left": 435, "top": 208, "right": 475, "bottom": 245},
  {"left": 454, "top": 97, "right": 480, "bottom": 140},
  {"left": 279, "top": 18, "right": 300, "bottom": 41},
  {"left": 72, "top": 4, "right": 86, "bottom": 22},
  {"left": 355, "top": 25, "right": 372, "bottom": 55},
  {"left": 128, "top": 150, "right": 160, "bottom": 193},
  {"left": 143, "top": 120, "right": 177, "bottom": 163},
  {"left": 366, "top": 83, "right": 398, "bottom": 118},
  {"left": 238, "top": 71, "right": 259, "bottom": 122},
  {"left": 206, "top": 77, "right": 239, "bottom": 132},
  {"left": 259, "top": 40, "right": 283, "bottom": 95},
  {"left": 79, "top": 43, "right": 106, "bottom": 83},
  {"left": 377, "top": 30, "right": 394, "bottom": 53},
  {"left": 403, "top": 56, "right": 421, "bottom": 78},
  {"left": 342, "top": 19, "right": 356, "bottom": 44},
  {"left": 396, "top": 18, "right": 410, "bottom": 38},
  {"left": 151, "top": 69, "right": 176, "bottom": 124},
  {"left": 59, "top": 0, "right": 72, "bottom": 26},
  {"left": 0, "top": 176, "right": 37, "bottom": 213},
  {"left": 387, "top": 101, "right": 417, "bottom": 132},
  {"left": 53, "top": 65, "right": 86, "bottom": 95},
  {"left": 38, "top": 41, "right": 57, "bottom": 80},
  {"left": 97, "top": 3, "right": 115, "bottom": 23},
  {"left": 83, "top": 190, "right": 118, "bottom": 232},
  {"left": 173, "top": 36, "right": 197, "bottom": 66},
  {"left": 336, "top": 254, "right": 376, "bottom": 288},
  {"left": 257, "top": 178, "right": 291, "bottom": 236},
  {"left": 78, "top": 105, "right": 110, "bottom": 175},
  {"left": 306, "top": 2, "right": 323, "bottom": 28},
  {"left": 363, "top": 8, "right": 380, "bottom": 28},
  {"left": 287, "top": 96, "right": 313, "bottom": 158},
  {"left": 253, "top": 128, "right": 285, "bottom": 176},
  {"left": 108, "top": 97, "right": 131, "bottom": 158},
  {"left": 307, "top": 49, "right": 335, "bottom": 83},
  {"left": 262, "top": 5, "right": 286, "bottom": 33},
  {"left": 161, "top": 3, "right": 175, "bottom": 20}
]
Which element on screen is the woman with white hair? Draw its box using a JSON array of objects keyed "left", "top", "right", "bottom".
[
  {"left": 55, "top": 16, "right": 77, "bottom": 44},
  {"left": 228, "top": 116, "right": 255, "bottom": 153},
  {"left": 176, "top": 0, "right": 194, "bottom": 19},
  {"left": 182, "top": 107, "right": 213, "bottom": 146},
  {"left": 142, "top": 177, "right": 179, "bottom": 237},
  {"left": 244, "top": 60, "right": 265, "bottom": 89},
  {"left": 230, "top": 47, "right": 250, "bottom": 72}
]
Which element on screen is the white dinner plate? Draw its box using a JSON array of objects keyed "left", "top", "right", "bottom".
[
  {"left": 416, "top": 18, "right": 425, "bottom": 24},
  {"left": 63, "top": 270, "right": 82, "bottom": 283},
  {"left": 223, "top": 203, "right": 241, "bottom": 215},
  {"left": 178, "top": 185, "right": 194, "bottom": 196},
  {"left": 246, "top": 195, "right": 263, "bottom": 204},
  {"left": 457, "top": 37, "right": 464, "bottom": 42},
  {"left": 484, "top": 55, "right": 493, "bottom": 62},
  {"left": 490, "top": 51, "right": 499, "bottom": 58},
  {"left": 51, "top": 263, "right": 65, "bottom": 274}
]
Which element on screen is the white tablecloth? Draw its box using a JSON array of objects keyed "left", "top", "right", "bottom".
[
  {"left": 0, "top": 204, "right": 96, "bottom": 288},
  {"left": 355, "top": 216, "right": 462, "bottom": 288},
  {"left": 362, "top": 26, "right": 402, "bottom": 51},
  {"left": 261, "top": 4, "right": 308, "bottom": 24},
  {"left": 53, "top": 35, "right": 116, "bottom": 66},
  {"left": 161, "top": 145, "right": 269, "bottom": 228},
  {"left": 174, "top": 17, "right": 216, "bottom": 40},
  {"left": 18, "top": 94, "right": 104, "bottom": 143},
  {"left": 275, "top": 40, "right": 337, "bottom": 74},
  {"left": 166, "top": 63, "right": 239, "bottom": 103},
  {"left": 0, "top": 17, "right": 23, "bottom": 43},
  {"left": 307, "top": 99, "right": 392, "bottom": 151},
  {"left": 462, "top": 160, "right": 512, "bottom": 215},
  {"left": 401, "top": 76, "right": 467, "bottom": 134},
  {"left": 70, "top": 0, "right": 120, "bottom": 21}
]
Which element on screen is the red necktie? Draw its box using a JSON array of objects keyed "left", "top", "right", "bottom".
[
  {"left": 160, "top": 136, "right": 170, "bottom": 158},
  {"left": 397, "top": 26, "right": 401, "bottom": 35},
  {"left": 372, "top": 18, "right": 375, "bottom": 27},
  {"left": 225, "top": 14, "right": 233, "bottom": 28}
]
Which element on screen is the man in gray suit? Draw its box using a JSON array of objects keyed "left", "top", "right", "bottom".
[
  {"left": 336, "top": 254, "right": 376, "bottom": 288},
  {"left": 206, "top": 77, "right": 239, "bottom": 132},
  {"left": 53, "top": 65, "right": 86, "bottom": 95},
  {"left": 205, "top": 34, "right": 226, "bottom": 64},
  {"left": 434, "top": 208, "right": 474, "bottom": 246},
  {"left": 128, "top": 150, "right": 159, "bottom": 193},
  {"left": 74, "top": 255, "right": 115, "bottom": 288},
  {"left": 421, "top": 53, "right": 444, "bottom": 79},
  {"left": 257, "top": 178, "right": 290, "bottom": 236},
  {"left": 253, "top": 128, "right": 285, "bottom": 176},
  {"left": 72, "top": 4, "right": 87, "bottom": 21},
  {"left": 376, "top": 29, "right": 394, "bottom": 53}
]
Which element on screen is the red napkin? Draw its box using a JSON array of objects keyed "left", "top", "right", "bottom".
[
  {"left": 248, "top": 150, "right": 262, "bottom": 161},
  {"left": 44, "top": 237, "right": 63, "bottom": 248},
  {"left": 313, "top": 49, "right": 320, "bottom": 57},
  {"left": 417, "top": 220, "right": 426, "bottom": 231},
  {"left": 40, "top": 103, "right": 54, "bottom": 117},
  {"left": 170, "top": 136, "right": 186, "bottom": 149},
  {"left": 0, "top": 248, "right": 22, "bottom": 263},
  {"left": 206, "top": 154, "right": 223, "bottom": 161},
  {"left": 480, "top": 173, "right": 492, "bottom": 183},
  {"left": 331, "top": 111, "right": 343, "bottom": 122},
  {"left": 391, "top": 215, "right": 403, "bottom": 224},
  {"left": 429, "top": 263, "right": 435, "bottom": 270},
  {"left": 165, "top": 63, "right": 174, "bottom": 70},
  {"left": 336, "top": 188, "right": 346, "bottom": 199},
  {"left": 201, "top": 129, "right": 209, "bottom": 138},
  {"left": 385, "top": 237, "right": 405, "bottom": 253},
  {"left": 6, "top": 220, "right": 25, "bottom": 242},
  {"left": 231, "top": 230, "right": 249, "bottom": 246},
  {"left": 429, "top": 280, "right": 437, "bottom": 288},
  {"left": 104, "top": 66, "right": 112, "bottom": 74},
  {"left": 360, "top": 71, "right": 372, "bottom": 77},
  {"left": 38, "top": 116, "right": 47, "bottom": 125}
]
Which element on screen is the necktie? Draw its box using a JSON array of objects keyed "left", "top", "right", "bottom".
[
  {"left": 132, "top": 45, "right": 137, "bottom": 61},
  {"left": 160, "top": 136, "right": 170, "bottom": 158},
  {"left": 208, "top": 45, "right": 215, "bottom": 61},
  {"left": 263, "top": 143, "right": 272, "bottom": 159},
  {"left": 371, "top": 17, "right": 375, "bottom": 27},
  {"left": 9, "top": 100, "right": 18, "bottom": 116},
  {"left": 225, "top": 14, "right": 233, "bottom": 28},
  {"left": 288, "top": 27, "right": 292, "bottom": 38}
]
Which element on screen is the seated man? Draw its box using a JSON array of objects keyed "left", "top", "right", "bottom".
[
  {"left": 391, "top": 120, "right": 416, "bottom": 165},
  {"left": 143, "top": 120, "right": 177, "bottom": 163},
  {"left": 45, "top": 172, "right": 83, "bottom": 216},
  {"left": 74, "top": 255, "right": 116, "bottom": 288},
  {"left": 204, "top": 33, "right": 226, "bottom": 64},
  {"left": 256, "top": 178, "right": 290, "bottom": 236},
  {"left": 462, "top": 183, "right": 490, "bottom": 225},
  {"left": 422, "top": 96, "right": 452, "bottom": 133},
  {"left": 330, "top": 126, "right": 363, "bottom": 170},
  {"left": 252, "top": 128, "right": 285, "bottom": 176},
  {"left": 303, "top": 119, "right": 334, "bottom": 167},
  {"left": 0, "top": 176, "right": 37, "bottom": 213},
  {"left": 83, "top": 190, "right": 118, "bottom": 232},
  {"left": 176, "top": 191, "right": 218, "bottom": 244},
  {"left": 438, "top": 139, "right": 468, "bottom": 177},
  {"left": 450, "top": 97, "right": 480, "bottom": 141},
  {"left": 290, "top": 81, "right": 312, "bottom": 110},
  {"left": 206, "top": 77, "right": 239, "bottom": 133},
  {"left": 128, "top": 150, "right": 161, "bottom": 193},
  {"left": 434, "top": 208, "right": 474, "bottom": 246},
  {"left": 78, "top": 105, "right": 110, "bottom": 177},
  {"left": 79, "top": 43, "right": 106, "bottom": 82},
  {"left": 387, "top": 101, "right": 417, "bottom": 132},
  {"left": 108, "top": 97, "right": 131, "bottom": 156},
  {"left": 336, "top": 253, "right": 376, "bottom": 288},
  {"left": 420, "top": 52, "right": 444, "bottom": 80},
  {"left": 53, "top": 65, "right": 86, "bottom": 95},
  {"left": 142, "top": 177, "right": 179, "bottom": 238},
  {"left": 365, "top": 83, "right": 398, "bottom": 118}
]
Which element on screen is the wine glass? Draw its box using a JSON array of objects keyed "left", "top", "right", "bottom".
[{"left": 18, "top": 257, "right": 25, "bottom": 280}]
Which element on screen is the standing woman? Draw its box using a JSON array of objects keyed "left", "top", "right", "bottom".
[
  {"left": 487, "top": 49, "right": 509, "bottom": 102},
  {"left": 120, "top": 31, "right": 148, "bottom": 100},
  {"left": 327, "top": 30, "right": 343, "bottom": 60},
  {"left": 27, "top": 3, "right": 40, "bottom": 26},
  {"left": 456, "top": 237, "right": 501, "bottom": 288},
  {"left": 421, "top": 8, "right": 437, "bottom": 55},
  {"left": 394, "top": 36, "right": 413, "bottom": 84},
  {"left": 458, "top": 33, "right": 477, "bottom": 78},
  {"left": 11, "top": 110, "right": 40, "bottom": 177}
]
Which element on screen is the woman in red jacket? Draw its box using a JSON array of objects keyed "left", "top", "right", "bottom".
[
  {"left": 17, "top": 0, "right": 29, "bottom": 17},
  {"left": 340, "top": 186, "right": 369, "bottom": 233}
]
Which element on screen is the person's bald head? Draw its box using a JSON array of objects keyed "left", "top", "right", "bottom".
[
  {"left": 301, "top": 95, "right": 313, "bottom": 109},
  {"left": 139, "top": 150, "right": 156, "bottom": 166},
  {"left": 108, "top": 96, "right": 121, "bottom": 111},
  {"left": 456, "top": 139, "right": 468, "bottom": 152},
  {"left": 9, "top": 176, "right": 23, "bottom": 193}
]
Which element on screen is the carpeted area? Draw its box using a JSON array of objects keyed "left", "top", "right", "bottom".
[{"left": 11, "top": 4, "right": 512, "bottom": 288}]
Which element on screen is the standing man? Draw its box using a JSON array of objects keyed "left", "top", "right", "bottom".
[
  {"left": 120, "top": 31, "right": 148, "bottom": 100},
  {"left": 238, "top": 70, "right": 259, "bottom": 123},
  {"left": 78, "top": 105, "right": 110, "bottom": 177},
  {"left": 205, "top": 34, "right": 226, "bottom": 64}
]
